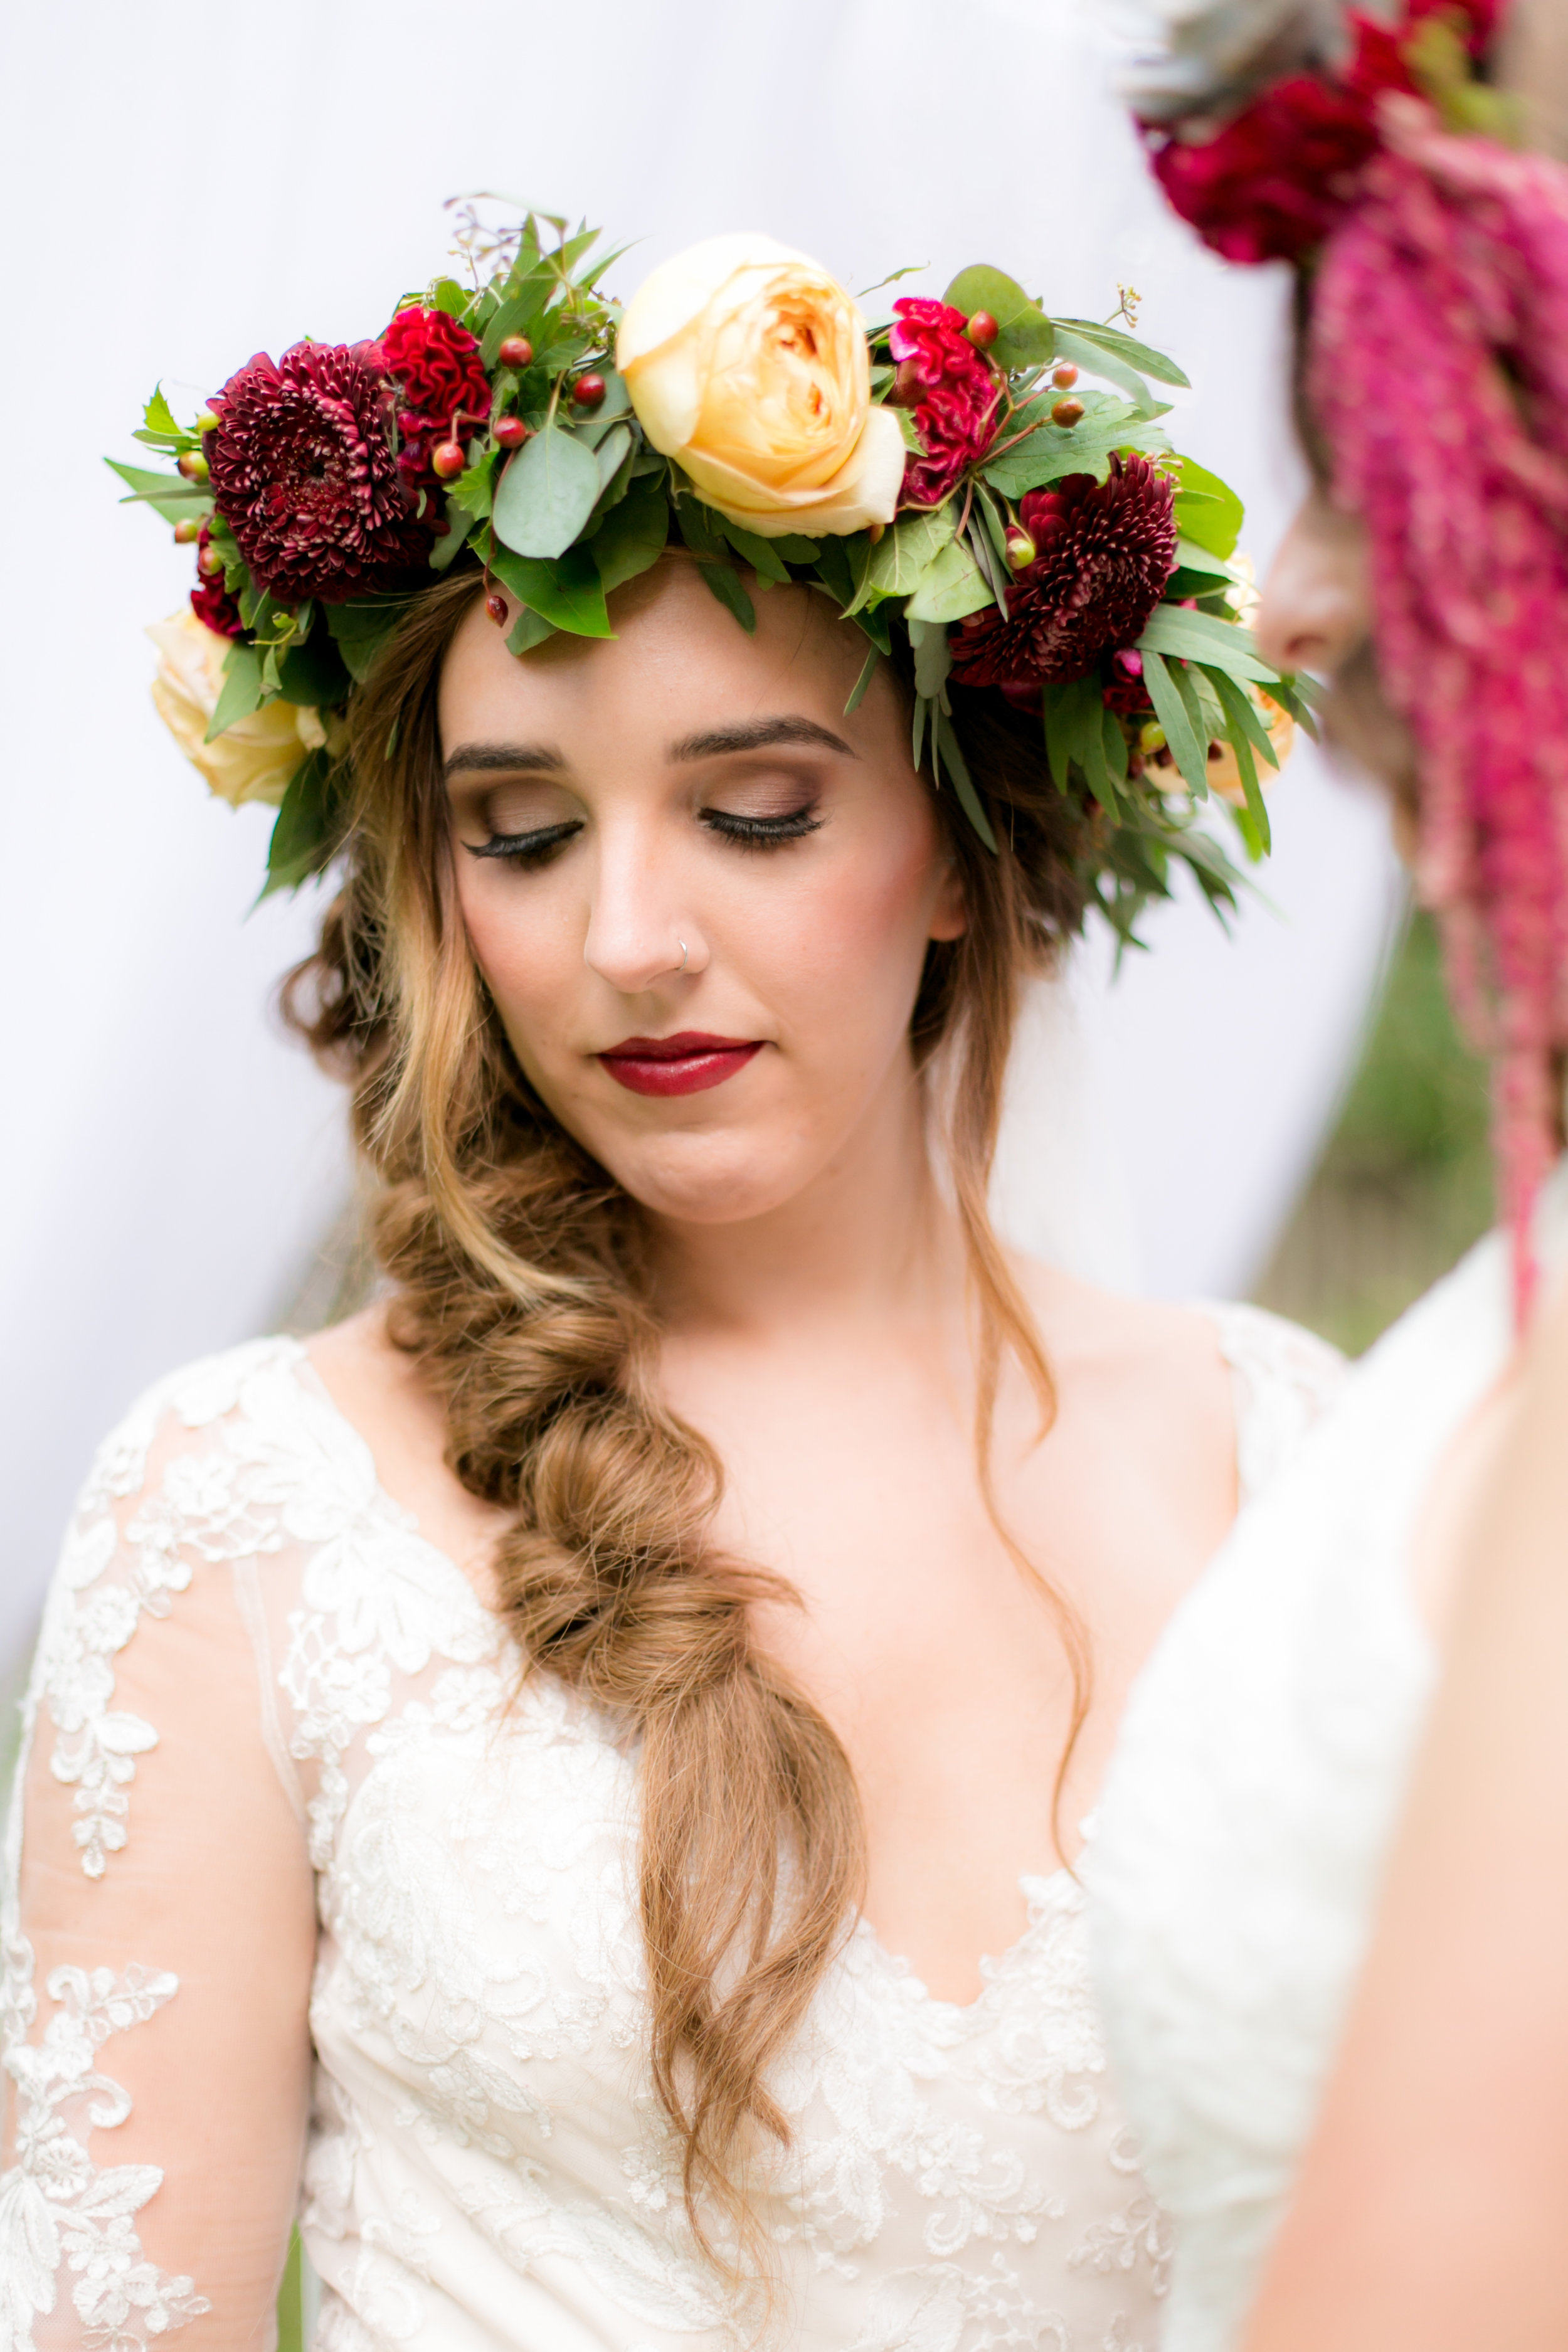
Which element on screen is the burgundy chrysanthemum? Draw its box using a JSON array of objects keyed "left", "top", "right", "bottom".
[
  {"left": 379, "top": 304, "right": 492, "bottom": 489},
  {"left": 189, "top": 522, "right": 243, "bottom": 639},
  {"left": 1144, "top": 0, "right": 1496, "bottom": 267},
  {"left": 887, "top": 298, "right": 1002, "bottom": 507},
  {"left": 950, "top": 457, "right": 1178, "bottom": 690},
  {"left": 206, "top": 340, "right": 432, "bottom": 606}
]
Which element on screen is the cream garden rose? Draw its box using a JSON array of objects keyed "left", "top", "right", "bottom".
[
  {"left": 147, "top": 608, "right": 338, "bottom": 808},
  {"left": 617, "top": 233, "right": 906, "bottom": 539}
]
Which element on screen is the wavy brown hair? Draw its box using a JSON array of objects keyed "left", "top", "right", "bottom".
[{"left": 283, "top": 561, "right": 1095, "bottom": 2271}]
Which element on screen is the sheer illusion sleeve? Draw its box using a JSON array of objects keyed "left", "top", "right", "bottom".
[{"left": 2, "top": 1365, "right": 317, "bottom": 2352}]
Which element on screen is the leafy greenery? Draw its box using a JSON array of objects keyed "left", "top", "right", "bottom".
[{"left": 115, "top": 208, "right": 1302, "bottom": 948}]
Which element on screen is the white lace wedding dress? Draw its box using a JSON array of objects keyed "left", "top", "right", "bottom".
[
  {"left": 1, "top": 1306, "right": 1340, "bottom": 2352},
  {"left": 1086, "top": 1214, "right": 1531, "bottom": 2351}
]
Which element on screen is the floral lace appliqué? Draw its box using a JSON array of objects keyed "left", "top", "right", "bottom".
[{"left": 1, "top": 1957, "right": 210, "bottom": 2351}]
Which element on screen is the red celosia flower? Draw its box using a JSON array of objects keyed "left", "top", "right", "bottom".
[
  {"left": 189, "top": 522, "right": 243, "bottom": 638},
  {"left": 887, "top": 298, "right": 1001, "bottom": 506},
  {"left": 206, "top": 341, "right": 432, "bottom": 606},
  {"left": 1145, "top": 0, "right": 1497, "bottom": 267},
  {"left": 1147, "top": 73, "right": 1382, "bottom": 266},
  {"left": 950, "top": 457, "right": 1177, "bottom": 689},
  {"left": 379, "top": 304, "right": 492, "bottom": 489}
]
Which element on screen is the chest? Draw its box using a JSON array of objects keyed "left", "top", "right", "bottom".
[{"left": 304, "top": 1676, "right": 1171, "bottom": 2347}]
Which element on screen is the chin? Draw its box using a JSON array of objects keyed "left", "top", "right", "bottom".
[{"left": 599, "top": 1128, "right": 820, "bottom": 1226}]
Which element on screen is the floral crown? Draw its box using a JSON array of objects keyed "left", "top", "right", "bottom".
[
  {"left": 115, "top": 208, "right": 1310, "bottom": 939},
  {"left": 1116, "top": 0, "right": 1512, "bottom": 261}
]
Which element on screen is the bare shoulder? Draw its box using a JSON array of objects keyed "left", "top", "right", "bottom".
[{"left": 1011, "top": 1254, "right": 1232, "bottom": 1401}]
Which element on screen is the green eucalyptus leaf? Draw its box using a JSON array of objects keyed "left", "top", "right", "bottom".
[
  {"left": 906, "top": 616, "right": 951, "bottom": 702},
  {"left": 982, "top": 409, "right": 1170, "bottom": 500},
  {"left": 1049, "top": 316, "right": 1191, "bottom": 389},
  {"left": 1137, "top": 604, "right": 1278, "bottom": 682},
  {"left": 507, "top": 607, "right": 558, "bottom": 655},
  {"left": 1173, "top": 535, "right": 1237, "bottom": 582},
  {"left": 1041, "top": 674, "right": 1103, "bottom": 794},
  {"left": 1206, "top": 667, "right": 1271, "bottom": 849},
  {"left": 1047, "top": 324, "right": 1160, "bottom": 420},
  {"left": 1201, "top": 662, "right": 1281, "bottom": 771},
  {"left": 592, "top": 422, "right": 633, "bottom": 493},
  {"left": 714, "top": 516, "right": 792, "bottom": 585},
  {"left": 1266, "top": 672, "right": 1321, "bottom": 741},
  {"left": 588, "top": 475, "right": 670, "bottom": 593},
  {"left": 481, "top": 285, "right": 551, "bottom": 369},
  {"left": 206, "top": 642, "right": 266, "bottom": 741},
  {"left": 844, "top": 643, "right": 879, "bottom": 716},
  {"left": 325, "top": 596, "right": 408, "bottom": 683},
  {"left": 489, "top": 543, "right": 613, "bottom": 637},
  {"left": 278, "top": 632, "right": 352, "bottom": 708},
  {"left": 1172, "top": 455, "right": 1245, "bottom": 558},
  {"left": 942, "top": 265, "right": 1054, "bottom": 370},
  {"left": 1103, "top": 704, "right": 1131, "bottom": 787},
  {"left": 857, "top": 504, "right": 957, "bottom": 606},
  {"left": 697, "top": 558, "right": 756, "bottom": 633},
  {"left": 812, "top": 538, "right": 856, "bottom": 610},
  {"left": 430, "top": 505, "right": 477, "bottom": 573},
  {"left": 1140, "top": 648, "right": 1209, "bottom": 795},
  {"left": 932, "top": 707, "right": 999, "bottom": 851},
  {"left": 906, "top": 536, "right": 992, "bottom": 624},
  {"left": 492, "top": 425, "right": 602, "bottom": 559},
  {"left": 575, "top": 372, "right": 633, "bottom": 445},
  {"left": 258, "top": 750, "right": 342, "bottom": 901},
  {"left": 1080, "top": 697, "right": 1120, "bottom": 814},
  {"left": 854, "top": 601, "right": 893, "bottom": 655}
]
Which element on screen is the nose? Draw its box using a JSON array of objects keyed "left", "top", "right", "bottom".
[
  {"left": 581, "top": 832, "right": 706, "bottom": 995},
  {"left": 1254, "top": 493, "right": 1374, "bottom": 679}
]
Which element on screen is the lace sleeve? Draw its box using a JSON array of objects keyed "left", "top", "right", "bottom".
[
  {"left": 1200, "top": 1300, "right": 1350, "bottom": 1504},
  {"left": 3, "top": 1359, "right": 317, "bottom": 2352}
]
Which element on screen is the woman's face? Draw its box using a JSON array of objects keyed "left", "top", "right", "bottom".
[
  {"left": 1253, "top": 487, "right": 1374, "bottom": 681},
  {"left": 438, "top": 561, "right": 965, "bottom": 1229}
]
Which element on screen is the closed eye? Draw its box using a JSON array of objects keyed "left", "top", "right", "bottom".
[
  {"left": 701, "top": 804, "right": 822, "bottom": 850},
  {"left": 466, "top": 820, "right": 583, "bottom": 868}
]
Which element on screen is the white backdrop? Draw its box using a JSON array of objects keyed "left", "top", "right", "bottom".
[{"left": 0, "top": 0, "right": 1400, "bottom": 1679}]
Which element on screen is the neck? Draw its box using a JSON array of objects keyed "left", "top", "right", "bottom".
[{"left": 648, "top": 1054, "right": 965, "bottom": 1341}]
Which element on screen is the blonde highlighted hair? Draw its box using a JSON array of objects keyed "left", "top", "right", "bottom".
[{"left": 284, "top": 563, "right": 1094, "bottom": 2274}]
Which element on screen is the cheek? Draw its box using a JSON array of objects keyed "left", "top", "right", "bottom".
[
  {"left": 736, "top": 813, "right": 941, "bottom": 1047},
  {"left": 452, "top": 863, "right": 580, "bottom": 1050}
]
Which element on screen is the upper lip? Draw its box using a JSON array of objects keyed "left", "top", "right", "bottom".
[{"left": 599, "top": 1032, "right": 759, "bottom": 1059}]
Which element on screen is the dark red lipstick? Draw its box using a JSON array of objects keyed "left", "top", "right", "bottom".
[{"left": 597, "top": 1031, "right": 763, "bottom": 1097}]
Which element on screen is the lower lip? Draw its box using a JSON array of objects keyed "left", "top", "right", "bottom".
[{"left": 598, "top": 1043, "right": 763, "bottom": 1098}]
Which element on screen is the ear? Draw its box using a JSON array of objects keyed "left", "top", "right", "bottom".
[{"left": 928, "top": 854, "right": 969, "bottom": 944}]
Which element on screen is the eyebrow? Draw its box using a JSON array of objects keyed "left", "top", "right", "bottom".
[
  {"left": 441, "top": 713, "right": 857, "bottom": 783},
  {"left": 443, "top": 741, "right": 565, "bottom": 780},
  {"left": 667, "top": 716, "right": 857, "bottom": 763}
]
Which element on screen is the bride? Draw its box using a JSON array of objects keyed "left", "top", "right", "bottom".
[
  {"left": 1086, "top": 1, "right": 1568, "bottom": 2344},
  {"left": 1, "top": 220, "right": 1325, "bottom": 2349}
]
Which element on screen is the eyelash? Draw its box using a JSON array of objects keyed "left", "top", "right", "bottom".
[
  {"left": 466, "top": 805, "right": 823, "bottom": 867},
  {"left": 700, "top": 803, "right": 822, "bottom": 851},
  {"left": 465, "top": 821, "right": 582, "bottom": 870}
]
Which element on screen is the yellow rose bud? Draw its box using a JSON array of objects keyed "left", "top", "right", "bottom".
[
  {"left": 617, "top": 233, "right": 906, "bottom": 540},
  {"left": 146, "top": 608, "right": 342, "bottom": 810}
]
